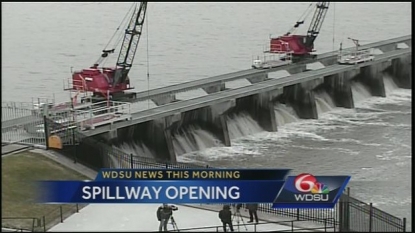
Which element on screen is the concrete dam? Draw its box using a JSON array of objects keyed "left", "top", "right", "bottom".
[{"left": 53, "top": 36, "right": 411, "bottom": 167}]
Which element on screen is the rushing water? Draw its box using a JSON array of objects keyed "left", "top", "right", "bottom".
[{"left": 2, "top": 2, "right": 411, "bottom": 229}]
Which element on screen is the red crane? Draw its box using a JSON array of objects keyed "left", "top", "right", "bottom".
[
  {"left": 70, "top": 2, "right": 148, "bottom": 103},
  {"left": 269, "top": 2, "right": 330, "bottom": 62}
]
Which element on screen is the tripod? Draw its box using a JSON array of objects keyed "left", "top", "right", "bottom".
[
  {"left": 170, "top": 215, "right": 180, "bottom": 232},
  {"left": 232, "top": 208, "right": 248, "bottom": 232}
]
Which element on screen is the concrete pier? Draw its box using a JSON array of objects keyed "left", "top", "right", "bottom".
[
  {"left": 230, "top": 92, "right": 278, "bottom": 132},
  {"left": 323, "top": 69, "right": 359, "bottom": 109},
  {"left": 389, "top": 55, "right": 412, "bottom": 89},
  {"left": 170, "top": 101, "right": 233, "bottom": 152},
  {"left": 283, "top": 84, "right": 318, "bottom": 119},
  {"left": 115, "top": 119, "right": 176, "bottom": 162},
  {"left": 359, "top": 62, "right": 390, "bottom": 97}
]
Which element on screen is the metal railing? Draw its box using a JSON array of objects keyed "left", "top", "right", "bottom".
[
  {"left": 172, "top": 219, "right": 335, "bottom": 232},
  {"left": 2, "top": 102, "right": 49, "bottom": 147},
  {"left": 340, "top": 48, "right": 372, "bottom": 57},
  {"left": 253, "top": 52, "right": 293, "bottom": 63},
  {"left": 73, "top": 101, "right": 132, "bottom": 130},
  {"left": 339, "top": 192, "right": 407, "bottom": 232},
  {"left": 2, "top": 204, "right": 84, "bottom": 232},
  {"left": 40, "top": 204, "right": 84, "bottom": 232},
  {"left": 1, "top": 218, "right": 40, "bottom": 232}
]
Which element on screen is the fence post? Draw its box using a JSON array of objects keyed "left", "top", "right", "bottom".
[
  {"left": 296, "top": 208, "right": 300, "bottom": 220},
  {"left": 403, "top": 217, "right": 406, "bottom": 232},
  {"left": 130, "top": 154, "right": 134, "bottom": 169},
  {"left": 72, "top": 129, "right": 77, "bottom": 163},
  {"left": 31, "top": 218, "right": 35, "bottom": 232},
  {"left": 43, "top": 216, "right": 46, "bottom": 232},
  {"left": 324, "top": 218, "right": 327, "bottom": 232},
  {"left": 43, "top": 115, "right": 50, "bottom": 150},
  {"left": 338, "top": 196, "right": 343, "bottom": 232},
  {"left": 345, "top": 187, "right": 351, "bottom": 232},
  {"left": 369, "top": 203, "right": 373, "bottom": 232},
  {"left": 60, "top": 206, "right": 63, "bottom": 223}
]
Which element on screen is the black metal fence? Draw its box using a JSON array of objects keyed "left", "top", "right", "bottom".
[
  {"left": 338, "top": 190, "right": 407, "bottom": 232},
  {"left": 1, "top": 204, "right": 84, "bottom": 232},
  {"left": 43, "top": 116, "right": 407, "bottom": 232},
  {"left": 174, "top": 219, "right": 335, "bottom": 232}
]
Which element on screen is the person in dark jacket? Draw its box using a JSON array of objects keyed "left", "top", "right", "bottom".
[
  {"left": 157, "top": 204, "right": 173, "bottom": 231},
  {"left": 246, "top": 203, "right": 259, "bottom": 223},
  {"left": 219, "top": 205, "right": 234, "bottom": 232}
]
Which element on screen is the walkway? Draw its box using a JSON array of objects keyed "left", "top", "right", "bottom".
[{"left": 48, "top": 203, "right": 306, "bottom": 232}]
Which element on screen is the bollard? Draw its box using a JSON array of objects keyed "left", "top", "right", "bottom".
[{"left": 60, "top": 206, "right": 63, "bottom": 223}]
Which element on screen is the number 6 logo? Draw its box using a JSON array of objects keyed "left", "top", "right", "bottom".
[{"left": 294, "top": 173, "right": 317, "bottom": 193}]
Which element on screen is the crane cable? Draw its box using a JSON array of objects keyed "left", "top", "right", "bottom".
[
  {"left": 95, "top": 2, "right": 136, "bottom": 66},
  {"left": 102, "top": 3, "right": 137, "bottom": 68},
  {"left": 287, "top": 2, "right": 314, "bottom": 35},
  {"left": 332, "top": 2, "right": 336, "bottom": 52},
  {"left": 146, "top": 8, "right": 150, "bottom": 109}
]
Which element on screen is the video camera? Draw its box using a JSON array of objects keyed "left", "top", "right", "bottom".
[
  {"left": 231, "top": 204, "right": 243, "bottom": 212},
  {"left": 164, "top": 204, "right": 178, "bottom": 211}
]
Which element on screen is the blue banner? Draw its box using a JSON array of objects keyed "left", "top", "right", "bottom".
[
  {"left": 95, "top": 168, "right": 291, "bottom": 181},
  {"left": 37, "top": 180, "right": 285, "bottom": 204}
]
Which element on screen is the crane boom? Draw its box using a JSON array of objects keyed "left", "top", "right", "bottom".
[
  {"left": 113, "top": 1, "right": 148, "bottom": 86},
  {"left": 305, "top": 2, "right": 330, "bottom": 48}
]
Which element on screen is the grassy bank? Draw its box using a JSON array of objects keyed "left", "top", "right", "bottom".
[{"left": 2, "top": 151, "right": 89, "bottom": 230}]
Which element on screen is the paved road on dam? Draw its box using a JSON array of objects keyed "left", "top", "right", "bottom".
[
  {"left": 82, "top": 48, "right": 411, "bottom": 137},
  {"left": 130, "top": 35, "right": 411, "bottom": 102}
]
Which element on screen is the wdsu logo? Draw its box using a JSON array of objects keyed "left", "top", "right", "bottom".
[{"left": 272, "top": 173, "right": 351, "bottom": 209}]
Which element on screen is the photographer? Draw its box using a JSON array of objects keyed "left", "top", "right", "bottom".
[
  {"left": 246, "top": 203, "right": 259, "bottom": 224},
  {"left": 156, "top": 204, "right": 177, "bottom": 231},
  {"left": 218, "top": 205, "right": 234, "bottom": 232},
  {"left": 234, "top": 204, "right": 243, "bottom": 212}
]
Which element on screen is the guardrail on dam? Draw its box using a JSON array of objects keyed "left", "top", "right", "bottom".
[{"left": 80, "top": 47, "right": 411, "bottom": 163}]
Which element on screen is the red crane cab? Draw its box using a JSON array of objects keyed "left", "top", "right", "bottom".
[
  {"left": 269, "top": 35, "right": 317, "bottom": 62},
  {"left": 71, "top": 65, "right": 133, "bottom": 97}
]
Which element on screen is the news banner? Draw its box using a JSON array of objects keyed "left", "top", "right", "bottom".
[{"left": 37, "top": 169, "right": 350, "bottom": 209}]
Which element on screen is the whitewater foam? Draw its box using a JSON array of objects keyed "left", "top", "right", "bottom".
[
  {"left": 172, "top": 125, "right": 221, "bottom": 155},
  {"left": 226, "top": 113, "right": 263, "bottom": 139},
  {"left": 315, "top": 90, "right": 336, "bottom": 116},
  {"left": 351, "top": 82, "right": 372, "bottom": 103},
  {"left": 117, "top": 142, "right": 156, "bottom": 158},
  {"left": 274, "top": 103, "right": 299, "bottom": 126}
]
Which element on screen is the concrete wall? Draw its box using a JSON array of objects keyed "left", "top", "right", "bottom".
[
  {"left": 114, "top": 119, "right": 175, "bottom": 162},
  {"left": 281, "top": 83, "right": 318, "bottom": 119},
  {"left": 323, "top": 69, "right": 359, "bottom": 109},
  {"left": 227, "top": 91, "right": 279, "bottom": 132},
  {"left": 388, "top": 55, "right": 412, "bottom": 89},
  {"left": 169, "top": 102, "right": 233, "bottom": 151},
  {"left": 354, "top": 61, "right": 391, "bottom": 97}
]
